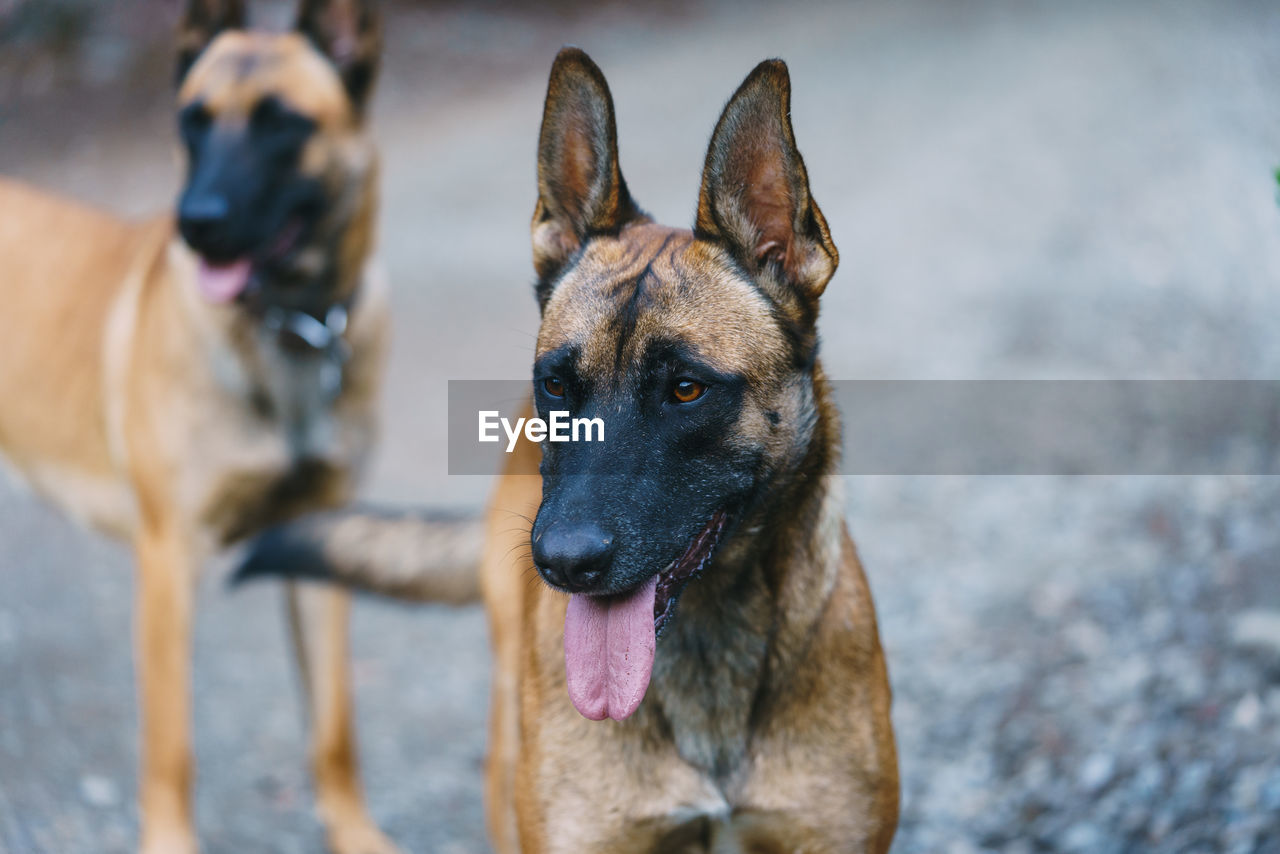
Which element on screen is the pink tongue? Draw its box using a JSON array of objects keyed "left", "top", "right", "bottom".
[
  {"left": 563, "top": 576, "right": 657, "bottom": 721},
  {"left": 196, "top": 258, "right": 252, "bottom": 303}
]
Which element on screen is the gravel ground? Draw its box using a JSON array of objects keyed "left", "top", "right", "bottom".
[
  {"left": 1, "top": 1, "right": 1279, "bottom": 852},
  {"left": 862, "top": 476, "right": 1280, "bottom": 854}
]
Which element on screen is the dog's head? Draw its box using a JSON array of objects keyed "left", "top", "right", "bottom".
[
  {"left": 528, "top": 49, "right": 838, "bottom": 720},
  {"left": 173, "top": 0, "right": 380, "bottom": 306}
]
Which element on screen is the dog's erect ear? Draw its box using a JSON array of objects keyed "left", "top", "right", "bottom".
[
  {"left": 176, "top": 0, "right": 245, "bottom": 86},
  {"left": 532, "top": 47, "right": 645, "bottom": 302},
  {"left": 695, "top": 60, "right": 837, "bottom": 304},
  {"left": 296, "top": 0, "right": 382, "bottom": 117}
]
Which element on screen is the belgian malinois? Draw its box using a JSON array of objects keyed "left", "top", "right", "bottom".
[
  {"left": 0, "top": 1, "right": 401, "bottom": 851},
  {"left": 238, "top": 48, "right": 899, "bottom": 852}
]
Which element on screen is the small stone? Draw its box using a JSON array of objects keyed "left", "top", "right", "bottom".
[
  {"left": 1062, "top": 822, "right": 1103, "bottom": 852},
  {"left": 1022, "top": 755, "right": 1052, "bottom": 790},
  {"left": 1231, "top": 766, "right": 1267, "bottom": 811},
  {"left": 1032, "top": 581, "right": 1074, "bottom": 619},
  {"left": 1109, "top": 655, "right": 1152, "bottom": 694},
  {"left": 1133, "top": 763, "right": 1165, "bottom": 798},
  {"left": 1066, "top": 619, "right": 1107, "bottom": 657},
  {"left": 1231, "top": 609, "right": 1280, "bottom": 653},
  {"left": 1079, "top": 753, "right": 1116, "bottom": 794},
  {"left": 79, "top": 774, "right": 119, "bottom": 808},
  {"left": 1150, "top": 808, "right": 1175, "bottom": 840},
  {"left": 1141, "top": 608, "right": 1173, "bottom": 642},
  {"left": 1160, "top": 648, "right": 1207, "bottom": 700},
  {"left": 1175, "top": 760, "right": 1212, "bottom": 800},
  {"left": 1230, "top": 693, "right": 1262, "bottom": 730}
]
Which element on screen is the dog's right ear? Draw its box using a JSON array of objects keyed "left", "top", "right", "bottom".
[
  {"left": 532, "top": 47, "right": 645, "bottom": 307},
  {"left": 296, "top": 0, "right": 382, "bottom": 118},
  {"left": 176, "top": 0, "right": 245, "bottom": 86}
]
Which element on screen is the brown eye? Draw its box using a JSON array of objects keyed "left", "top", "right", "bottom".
[
  {"left": 543, "top": 377, "right": 565, "bottom": 398},
  {"left": 671, "top": 379, "right": 706, "bottom": 404}
]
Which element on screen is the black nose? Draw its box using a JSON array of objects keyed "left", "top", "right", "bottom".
[
  {"left": 533, "top": 522, "right": 614, "bottom": 592},
  {"left": 178, "top": 193, "right": 231, "bottom": 252}
]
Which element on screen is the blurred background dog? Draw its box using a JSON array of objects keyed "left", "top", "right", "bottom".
[
  {"left": 1, "top": 1, "right": 402, "bottom": 851},
  {"left": 1, "top": 1, "right": 1278, "bottom": 853}
]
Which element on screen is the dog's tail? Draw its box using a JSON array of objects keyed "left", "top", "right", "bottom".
[{"left": 231, "top": 505, "right": 484, "bottom": 604}]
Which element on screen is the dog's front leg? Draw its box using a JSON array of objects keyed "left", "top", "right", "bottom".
[
  {"left": 134, "top": 522, "right": 198, "bottom": 854},
  {"left": 285, "top": 582, "right": 402, "bottom": 854}
]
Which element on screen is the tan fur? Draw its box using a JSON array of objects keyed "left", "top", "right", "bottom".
[
  {"left": 478, "top": 51, "right": 898, "bottom": 853},
  {"left": 538, "top": 223, "right": 793, "bottom": 385},
  {"left": 0, "top": 10, "right": 397, "bottom": 853}
]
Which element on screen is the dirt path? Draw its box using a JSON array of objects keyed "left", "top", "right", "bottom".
[{"left": 1, "top": 1, "right": 1278, "bottom": 851}]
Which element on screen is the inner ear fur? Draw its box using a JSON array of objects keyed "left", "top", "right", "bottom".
[
  {"left": 695, "top": 59, "right": 837, "bottom": 301},
  {"left": 532, "top": 46, "right": 646, "bottom": 300},
  {"left": 176, "top": 0, "right": 245, "bottom": 86}
]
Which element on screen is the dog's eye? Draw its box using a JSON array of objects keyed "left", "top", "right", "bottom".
[
  {"left": 671, "top": 379, "right": 706, "bottom": 404},
  {"left": 251, "top": 97, "right": 315, "bottom": 147},
  {"left": 250, "top": 96, "right": 286, "bottom": 128},
  {"left": 179, "top": 103, "right": 212, "bottom": 144},
  {"left": 543, "top": 377, "right": 565, "bottom": 398}
]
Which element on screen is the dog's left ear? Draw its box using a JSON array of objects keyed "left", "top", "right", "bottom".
[
  {"left": 296, "top": 0, "right": 382, "bottom": 117},
  {"left": 176, "top": 0, "right": 245, "bottom": 86},
  {"left": 695, "top": 60, "right": 837, "bottom": 304}
]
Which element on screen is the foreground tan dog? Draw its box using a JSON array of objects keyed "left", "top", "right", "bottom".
[
  {"left": 239, "top": 48, "right": 899, "bottom": 852},
  {"left": 0, "top": 1, "right": 400, "bottom": 852},
  {"left": 483, "top": 48, "right": 899, "bottom": 854}
]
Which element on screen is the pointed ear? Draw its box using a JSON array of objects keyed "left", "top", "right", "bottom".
[
  {"left": 695, "top": 60, "right": 837, "bottom": 303},
  {"left": 532, "top": 47, "right": 645, "bottom": 300},
  {"left": 176, "top": 0, "right": 245, "bottom": 86},
  {"left": 296, "top": 0, "right": 382, "bottom": 117}
]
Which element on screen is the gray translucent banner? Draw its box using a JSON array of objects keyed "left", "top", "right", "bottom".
[{"left": 447, "top": 380, "right": 1280, "bottom": 475}]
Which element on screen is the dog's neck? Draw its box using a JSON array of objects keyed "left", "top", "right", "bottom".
[
  {"left": 646, "top": 369, "right": 845, "bottom": 786},
  {"left": 241, "top": 259, "right": 360, "bottom": 401},
  {"left": 165, "top": 221, "right": 372, "bottom": 458}
]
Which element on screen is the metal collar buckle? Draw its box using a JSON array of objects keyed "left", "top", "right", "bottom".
[{"left": 263, "top": 304, "right": 351, "bottom": 399}]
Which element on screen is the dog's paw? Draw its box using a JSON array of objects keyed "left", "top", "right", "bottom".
[
  {"left": 138, "top": 828, "right": 199, "bottom": 854},
  {"left": 326, "top": 821, "right": 404, "bottom": 854}
]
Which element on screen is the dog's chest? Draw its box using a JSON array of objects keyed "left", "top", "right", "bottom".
[
  {"left": 580, "top": 751, "right": 858, "bottom": 854},
  {"left": 186, "top": 333, "right": 372, "bottom": 546},
  {"left": 649, "top": 576, "right": 774, "bottom": 781},
  {"left": 617, "top": 591, "right": 860, "bottom": 851},
  {"left": 582, "top": 725, "right": 866, "bottom": 854},
  {"left": 651, "top": 621, "right": 767, "bottom": 782}
]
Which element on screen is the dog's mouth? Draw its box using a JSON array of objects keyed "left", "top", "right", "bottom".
[
  {"left": 654, "top": 509, "right": 727, "bottom": 639},
  {"left": 194, "top": 216, "right": 309, "bottom": 304},
  {"left": 563, "top": 509, "right": 728, "bottom": 723}
]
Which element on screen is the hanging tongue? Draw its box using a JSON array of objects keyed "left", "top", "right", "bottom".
[
  {"left": 564, "top": 576, "right": 657, "bottom": 721},
  {"left": 196, "top": 258, "right": 252, "bottom": 303}
]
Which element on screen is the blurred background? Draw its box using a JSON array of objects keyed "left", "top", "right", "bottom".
[{"left": 2, "top": 0, "right": 1279, "bottom": 852}]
